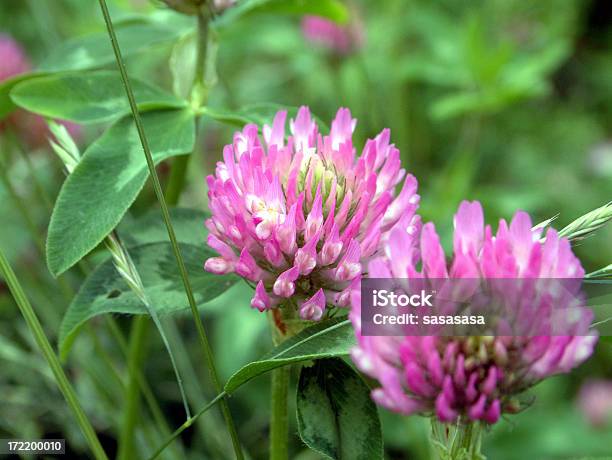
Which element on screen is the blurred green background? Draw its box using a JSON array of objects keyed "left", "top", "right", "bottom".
[{"left": 1, "top": 0, "right": 611, "bottom": 459}]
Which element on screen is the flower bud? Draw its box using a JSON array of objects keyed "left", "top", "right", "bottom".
[{"left": 162, "top": 0, "right": 205, "bottom": 15}]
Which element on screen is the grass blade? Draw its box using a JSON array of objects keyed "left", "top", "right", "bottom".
[{"left": 0, "top": 248, "right": 109, "bottom": 460}]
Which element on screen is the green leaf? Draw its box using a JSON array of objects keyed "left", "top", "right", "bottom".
[
  {"left": 203, "top": 103, "right": 329, "bottom": 132},
  {"left": 0, "top": 73, "right": 43, "bottom": 119},
  {"left": 224, "top": 318, "right": 354, "bottom": 393},
  {"left": 47, "top": 109, "right": 195, "bottom": 276},
  {"left": 39, "top": 23, "right": 186, "bottom": 72},
  {"left": 296, "top": 358, "right": 383, "bottom": 460},
  {"left": 170, "top": 34, "right": 197, "bottom": 99},
  {"left": 214, "top": 0, "right": 348, "bottom": 29},
  {"left": 119, "top": 207, "right": 210, "bottom": 248},
  {"left": 59, "top": 242, "right": 237, "bottom": 359},
  {"left": 2, "top": 21, "right": 193, "bottom": 120},
  {"left": 10, "top": 71, "right": 186, "bottom": 125}
]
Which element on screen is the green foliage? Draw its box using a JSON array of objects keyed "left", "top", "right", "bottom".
[
  {"left": 225, "top": 318, "right": 354, "bottom": 393},
  {"left": 39, "top": 22, "right": 188, "bottom": 72},
  {"left": 2, "top": 0, "right": 612, "bottom": 458},
  {"left": 214, "top": 0, "right": 348, "bottom": 30},
  {"left": 203, "top": 103, "right": 329, "bottom": 132},
  {"left": 10, "top": 71, "right": 186, "bottom": 124},
  {"left": 59, "top": 242, "right": 237, "bottom": 358},
  {"left": 398, "top": 8, "right": 572, "bottom": 120},
  {"left": 0, "top": 74, "right": 42, "bottom": 119},
  {"left": 169, "top": 34, "right": 198, "bottom": 100},
  {"left": 118, "top": 207, "right": 210, "bottom": 247},
  {"left": 296, "top": 358, "right": 383, "bottom": 460},
  {"left": 484, "top": 380, "right": 612, "bottom": 459},
  {"left": 47, "top": 109, "right": 195, "bottom": 275},
  {"left": 2, "top": 21, "right": 190, "bottom": 119}
]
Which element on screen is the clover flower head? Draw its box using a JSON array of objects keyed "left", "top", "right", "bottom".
[
  {"left": 350, "top": 201, "right": 597, "bottom": 424},
  {"left": 205, "top": 106, "right": 419, "bottom": 320}
]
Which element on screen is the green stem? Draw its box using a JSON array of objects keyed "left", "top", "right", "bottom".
[
  {"left": 191, "top": 9, "right": 212, "bottom": 108},
  {"left": 89, "top": 324, "right": 126, "bottom": 388},
  {"left": 0, "top": 248, "right": 108, "bottom": 460},
  {"left": 142, "top": 297, "right": 192, "bottom": 418},
  {"left": 118, "top": 316, "right": 149, "bottom": 460},
  {"left": 164, "top": 8, "right": 211, "bottom": 204},
  {"left": 98, "top": 2, "right": 243, "bottom": 458},
  {"left": 105, "top": 317, "right": 179, "bottom": 457},
  {"left": 269, "top": 366, "right": 290, "bottom": 460},
  {"left": 107, "top": 230, "right": 192, "bottom": 420},
  {"left": 148, "top": 392, "right": 227, "bottom": 460},
  {"left": 163, "top": 319, "right": 227, "bottom": 456},
  {"left": 430, "top": 419, "right": 485, "bottom": 460},
  {"left": 266, "top": 307, "right": 301, "bottom": 460}
]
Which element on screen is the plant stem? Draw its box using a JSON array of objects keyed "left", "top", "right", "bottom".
[
  {"left": 430, "top": 419, "right": 485, "bottom": 460},
  {"left": 89, "top": 324, "right": 126, "bottom": 388},
  {"left": 268, "top": 311, "right": 291, "bottom": 460},
  {"left": 148, "top": 392, "right": 227, "bottom": 460},
  {"left": 98, "top": 2, "right": 243, "bottom": 458},
  {"left": 105, "top": 317, "right": 180, "bottom": 458},
  {"left": 0, "top": 248, "right": 109, "bottom": 460},
  {"left": 269, "top": 366, "right": 290, "bottom": 460},
  {"left": 118, "top": 316, "right": 149, "bottom": 460},
  {"left": 106, "top": 231, "right": 192, "bottom": 424},
  {"left": 163, "top": 319, "right": 228, "bottom": 457},
  {"left": 111, "top": 234, "right": 192, "bottom": 417},
  {"left": 191, "top": 9, "right": 212, "bottom": 108},
  {"left": 164, "top": 8, "right": 212, "bottom": 204}
]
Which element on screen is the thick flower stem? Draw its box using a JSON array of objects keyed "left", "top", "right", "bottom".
[
  {"left": 267, "top": 307, "right": 301, "bottom": 460},
  {"left": 430, "top": 419, "right": 485, "bottom": 460},
  {"left": 270, "top": 365, "right": 291, "bottom": 460}
]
